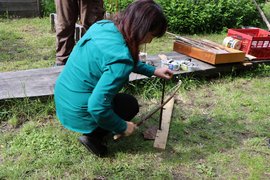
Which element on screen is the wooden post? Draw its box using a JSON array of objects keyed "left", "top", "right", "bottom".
[
  {"left": 36, "top": 0, "right": 42, "bottom": 17},
  {"left": 75, "top": 26, "right": 80, "bottom": 42},
  {"left": 50, "top": 13, "right": 56, "bottom": 32}
]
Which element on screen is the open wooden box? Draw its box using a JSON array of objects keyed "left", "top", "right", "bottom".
[{"left": 173, "top": 41, "right": 246, "bottom": 65}]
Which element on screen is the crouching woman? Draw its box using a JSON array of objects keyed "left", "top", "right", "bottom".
[{"left": 54, "top": 0, "right": 173, "bottom": 157}]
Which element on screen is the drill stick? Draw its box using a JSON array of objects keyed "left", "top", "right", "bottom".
[{"left": 113, "top": 80, "right": 182, "bottom": 140}]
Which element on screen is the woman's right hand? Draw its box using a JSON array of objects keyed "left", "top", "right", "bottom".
[
  {"left": 113, "top": 121, "right": 137, "bottom": 140},
  {"left": 124, "top": 121, "right": 137, "bottom": 136},
  {"left": 154, "top": 67, "right": 174, "bottom": 80}
]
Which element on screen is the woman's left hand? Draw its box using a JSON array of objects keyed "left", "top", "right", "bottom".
[{"left": 154, "top": 67, "right": 174, "bottom": 80}]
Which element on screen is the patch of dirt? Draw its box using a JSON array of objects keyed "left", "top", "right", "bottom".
[
  {"left": 175, "top": 94, "right": 195, "bottom": 111},
  {"left": 143, "top": 125, "right": 158, "bottom": 140},
  {"left": 181, "top": 87, "right": 220, "bottom": 115},
  {"left": 137, "top": 99, "right": 159, "bottom": 118},
  {"left": 0, "top": 121, "right": 15, "bottom": 134},
  {"left": 0, "top": 39, "right": 28, "bottom": 62},
  {"left": 172, "top": 166, "right": 194, "bottom": 180},
  {"left": 0, "top": 115, "right": 55, "bottom": 133},
  {"left": 36, "top": 115, "right": 55, "bottom": 126},
  {"left": 21, "top": 26, "right": 39, "bottom": 36},
  {"left": 93, "top": 176, "right": 107, "bottom": 180},
  {"left": 232, "top": 79, "right": 252, "bottom": 91}
]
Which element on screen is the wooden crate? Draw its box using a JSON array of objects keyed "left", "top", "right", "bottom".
[{"left": 173, "top": 41, "right": 245, "bottom": 65}]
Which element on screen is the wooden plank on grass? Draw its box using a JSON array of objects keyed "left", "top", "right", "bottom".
[
  {"left": 0, "top": 66, "right": 149, "bottom": 100},
  {"left": 1, "top": 52, "right": 269, "bottom": 100},
  {"left": 0, "top": 53, "right": 180, "bottom": 100},
  {"left": 0, "top": 66, "right": 63, "bottom": 100},
  {"left": 153, "top": 97, "right": 175, "bottom": 150}
]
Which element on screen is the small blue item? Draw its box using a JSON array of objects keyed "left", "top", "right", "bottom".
[{"left": 168, "top": 64, "right": 174, "bottom": 70}]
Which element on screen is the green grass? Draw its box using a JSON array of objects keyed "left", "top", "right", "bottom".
[
  {"left": 0, "top": 18, "right": 55, "bottom": 72},
  {"left": 1, "top": 18, "right": 270, "bottom": 179}
]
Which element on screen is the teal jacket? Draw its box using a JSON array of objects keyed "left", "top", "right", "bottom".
[{"left": 54, "top": 20, "right": 155, "bottom": 134}]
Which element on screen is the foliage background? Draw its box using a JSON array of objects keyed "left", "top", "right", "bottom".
[
  {"left": 263, "top": 1, "right": 270, "bottom": 21},
  {"left": 158, "top": 0, "right": 260, "bottom": 34},
  {"left": 40, "top": 0, "right": 55, "bottom": 17},
  {"left": 40, "top": 0, "right": 268, "bottom": 34}
]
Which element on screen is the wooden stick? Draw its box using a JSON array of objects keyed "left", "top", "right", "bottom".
[
  {"left": 202, "top": 39, "right": 228, "bottom": 50},
  {"left": 113, "top": 81, "right": 182, "bottom": 140},
  {"left": 176, "top": 38, "right": 213, "bottom": 52},
  {"left": 176, "top": 37, "right": 225, "bottom": 53},
  {"left": 169, "top": 33, "right": 229, "bottom": 54},
  {"left": 136, "top": 80, "right": 182, "bottom": 127},
  {"left": 167, "top": 31, "right": 222, "bottom": 51}
]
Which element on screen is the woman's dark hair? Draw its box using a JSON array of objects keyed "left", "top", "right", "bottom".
[{"left": 114, "top": 0, "right": 167, "bottom": 64}]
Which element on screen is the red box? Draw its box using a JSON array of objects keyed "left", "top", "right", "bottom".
[{"left": 227, "top": 28, "right": 270, "bottom": 59}]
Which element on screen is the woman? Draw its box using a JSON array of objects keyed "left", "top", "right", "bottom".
[{"left": 54, "top": 0, "right": 173, "bottom": 157}]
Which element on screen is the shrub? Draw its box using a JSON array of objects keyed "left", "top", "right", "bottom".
[
  {"left": 157, "top": 0, "right": 261, "bottom": 34},
  {"left": 40, "top": 0, "right": 262, "bottom": 34},
  {"left": 104, "top": 0, "right": 133, "bottom": 13},
  {"left": 41, "top": 0, "right": 55, "bottom": 17},
  {"left": 262, "top": 2, "right": 270, "bottom": 21}
]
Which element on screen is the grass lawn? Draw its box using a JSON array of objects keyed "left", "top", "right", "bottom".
[{"left": 0, "top": 18, "right": 270, "bottom": 179}]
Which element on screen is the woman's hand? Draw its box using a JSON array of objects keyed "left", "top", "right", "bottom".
[
  {"left": 124, "top": 121, "right": 137, "bottom": 136},
  {"left": 154, "top": 67, "right": 174, "bottom": 79},
  {"left": 113, "top": 121, "right": 137, "bottom": 140}
]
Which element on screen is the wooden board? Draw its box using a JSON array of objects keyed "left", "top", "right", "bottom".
[
  {"left": 0, "top": 66, "right": 149, "bottom": 100},
  {"left": 173, "top": 41, "right": 246, "bottom": 65},
  {"left": 153, "top": 97, "right": 174, "bottom": 150},
  {"left": 0, "top": 66, "right": 63, "bottom": 100},
  {"left": 1, "top": 52, "right": 269, "bottom": 100}
]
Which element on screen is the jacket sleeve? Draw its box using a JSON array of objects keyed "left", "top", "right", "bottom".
[
  {"left": 87, "top": 59, "right": 133, "bottom": 134},
  {"left": 133, "top": 61, "right": 156, "bottom": 77}
]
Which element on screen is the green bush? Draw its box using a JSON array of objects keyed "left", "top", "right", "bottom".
[
  {"left": 104, "top": 0, "right": 133, "bottom": 13},
  {"left": 40, "top": 0, "right": 262, "bottom": 34},
  {"left": 41, "top": 0, "right": 55, "bottom": 17},
  {"left": 157, "top": 0, "right": 261, "bottom": 34},
  {"left": 105, "top": 0, "right": 262, "bottom": 34},
  {"left": 262, "top": 2, "right": 270, "bottom": 21}
]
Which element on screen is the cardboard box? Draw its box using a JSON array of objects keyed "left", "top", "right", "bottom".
[{"left": 173, "top": 41, "right": 246, "bottom": 65}]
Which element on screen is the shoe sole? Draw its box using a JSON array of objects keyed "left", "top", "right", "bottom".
[{"left": 78, "top": 136, "right": 104, "bottom": 157}]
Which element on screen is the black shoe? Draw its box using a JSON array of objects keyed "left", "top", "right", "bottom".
[{"left": 78, "top": 135, "right": 108, "bottom": 157}]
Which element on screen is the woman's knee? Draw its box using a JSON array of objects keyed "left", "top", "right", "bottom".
[{"left": 112, "top": 93, "right": 139, "bottom": 121}]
